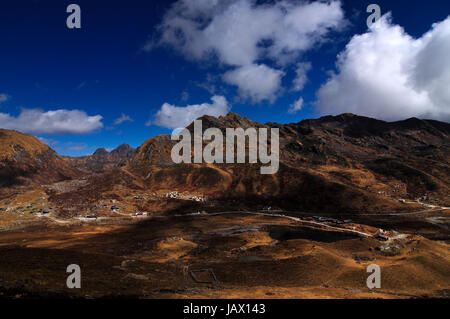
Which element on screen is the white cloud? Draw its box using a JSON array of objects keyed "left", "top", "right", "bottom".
[
  {"left": 266, "top": 0, "right": 345, "bottom": 64},
  {"left": 152, "top": 0, "right": 345, "bottom": 66},
  {"left": 223, "top": 64, "right": 284, "bottom": 103},
  {"left": 288, "top": 97, "right": 304, "bottom": 114},
  {"left": 114, "top": 113, "right": 134, "bottom": 125},
  {"left": 317, "top": 14, "right": 450, "bottom": 122},
  {"left": 151, "top": 95, "right": 231, "bottom": 129},
  {"left": 149, "top": 0, "right": 345, "bottom": 103},
  {"left": 0, "top": 93, "right": 8, "bottom": 104},
  {"left": 0, "top": 109, "right": 103, "bottom": 134},
  {"left": 293, "top": 62, "right": 312, "bottom": 91}
]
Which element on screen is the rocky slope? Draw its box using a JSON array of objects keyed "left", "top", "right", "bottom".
[
  {"left": 0, "top": 129, "right": 80, "bottom": 189},
  {"left": 128, "top": 112, "right": 450, "bottom": 212},
  {"left": 1, "top": 112, "right": 448, "bottom": 214}
]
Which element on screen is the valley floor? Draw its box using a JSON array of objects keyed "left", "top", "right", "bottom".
[{"left": 0, "top": 210, "right": 449, "bottom": 299}]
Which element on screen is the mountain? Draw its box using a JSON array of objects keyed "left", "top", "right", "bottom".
[
  {"left": 128, "top": 112, "right": 450, "bottom": 212},
  {"left": 1, "top": 112, "right": 448, "bottom": 215},
  {"left": 274, "top": 113, "right": 449, "bottom": 199},
  {"left": 1, "top": 114, "right": 449, "bottom": 299},
  {"left": 0, "top": 129, "right": 80, "bottom": 189},
  {"left": 66, "top": 143, "right": 136, "bottom": 173}
]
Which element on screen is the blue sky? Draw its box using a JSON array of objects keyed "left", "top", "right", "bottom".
[{"left": 0, "top": 0, "right": 449, "bottom": 156}]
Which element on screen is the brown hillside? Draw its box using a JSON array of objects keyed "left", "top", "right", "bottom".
[
  {"left": 0, "top": 129, "right": 80, "bottom": 189},
  {"left": 127, "top": 113, "right": 450, "bottom": 212}
]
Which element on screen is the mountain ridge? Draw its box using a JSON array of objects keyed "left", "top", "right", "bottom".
[
  {"left": 65, "top": 143, "right": 136, "bottom": 173},
  {"left": 1, "top": 112, "right": 448, "bottom": 213},
  {"left": 126, "top": 112, "right": 449, "bottom": 212}
]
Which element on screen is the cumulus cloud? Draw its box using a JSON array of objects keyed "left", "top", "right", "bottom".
[
  {"left": 151, "top": 95, "right": 231, "bottom": 129},
  {"left": 0, "top": 94, "right": 8, "bottom": 104},
  {"left": 0, "top": 109, "right": 103, "bottom": 134},
  {"left": 288, "top": 97, "right": 304, "bottom": 114},
  {"left": 114, "top": 113, "right": 134, "bottom": 125},
  {"left": 223, "top": 64, "right": 284, "bottom": 103},
  {"left": 149, "top": 0, "right": 345, "bottom": 103},
  {"left": 152, "top": 0, "right": 345, "bottom": 66},
  {"left": 317, "top": 14, "right": 450, "bottom": 122}
]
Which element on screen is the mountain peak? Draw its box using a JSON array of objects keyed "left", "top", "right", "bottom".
[
  {"left": 219, "top": 112, "right": 246, "bottom": 120},
  {"left": 188, "top": 112, "right": 260, "bottom": 131},
  {"left": 93, "top": 148, "right": 109, "bottom": 156},
  {"left": 110, "top": 143, "right": 135, "bottom": 157},
  {"left": 112, "top": 143, "right": 133, "bottom": 152}
]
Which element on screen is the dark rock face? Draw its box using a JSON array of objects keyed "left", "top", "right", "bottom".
[{"left": 110, "top": 144, "right": 136, "bottom": 163}]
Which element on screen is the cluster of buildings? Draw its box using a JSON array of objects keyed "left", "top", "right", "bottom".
[{"left": 161, "top": 191, "right": 207, "bottom": 202}]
